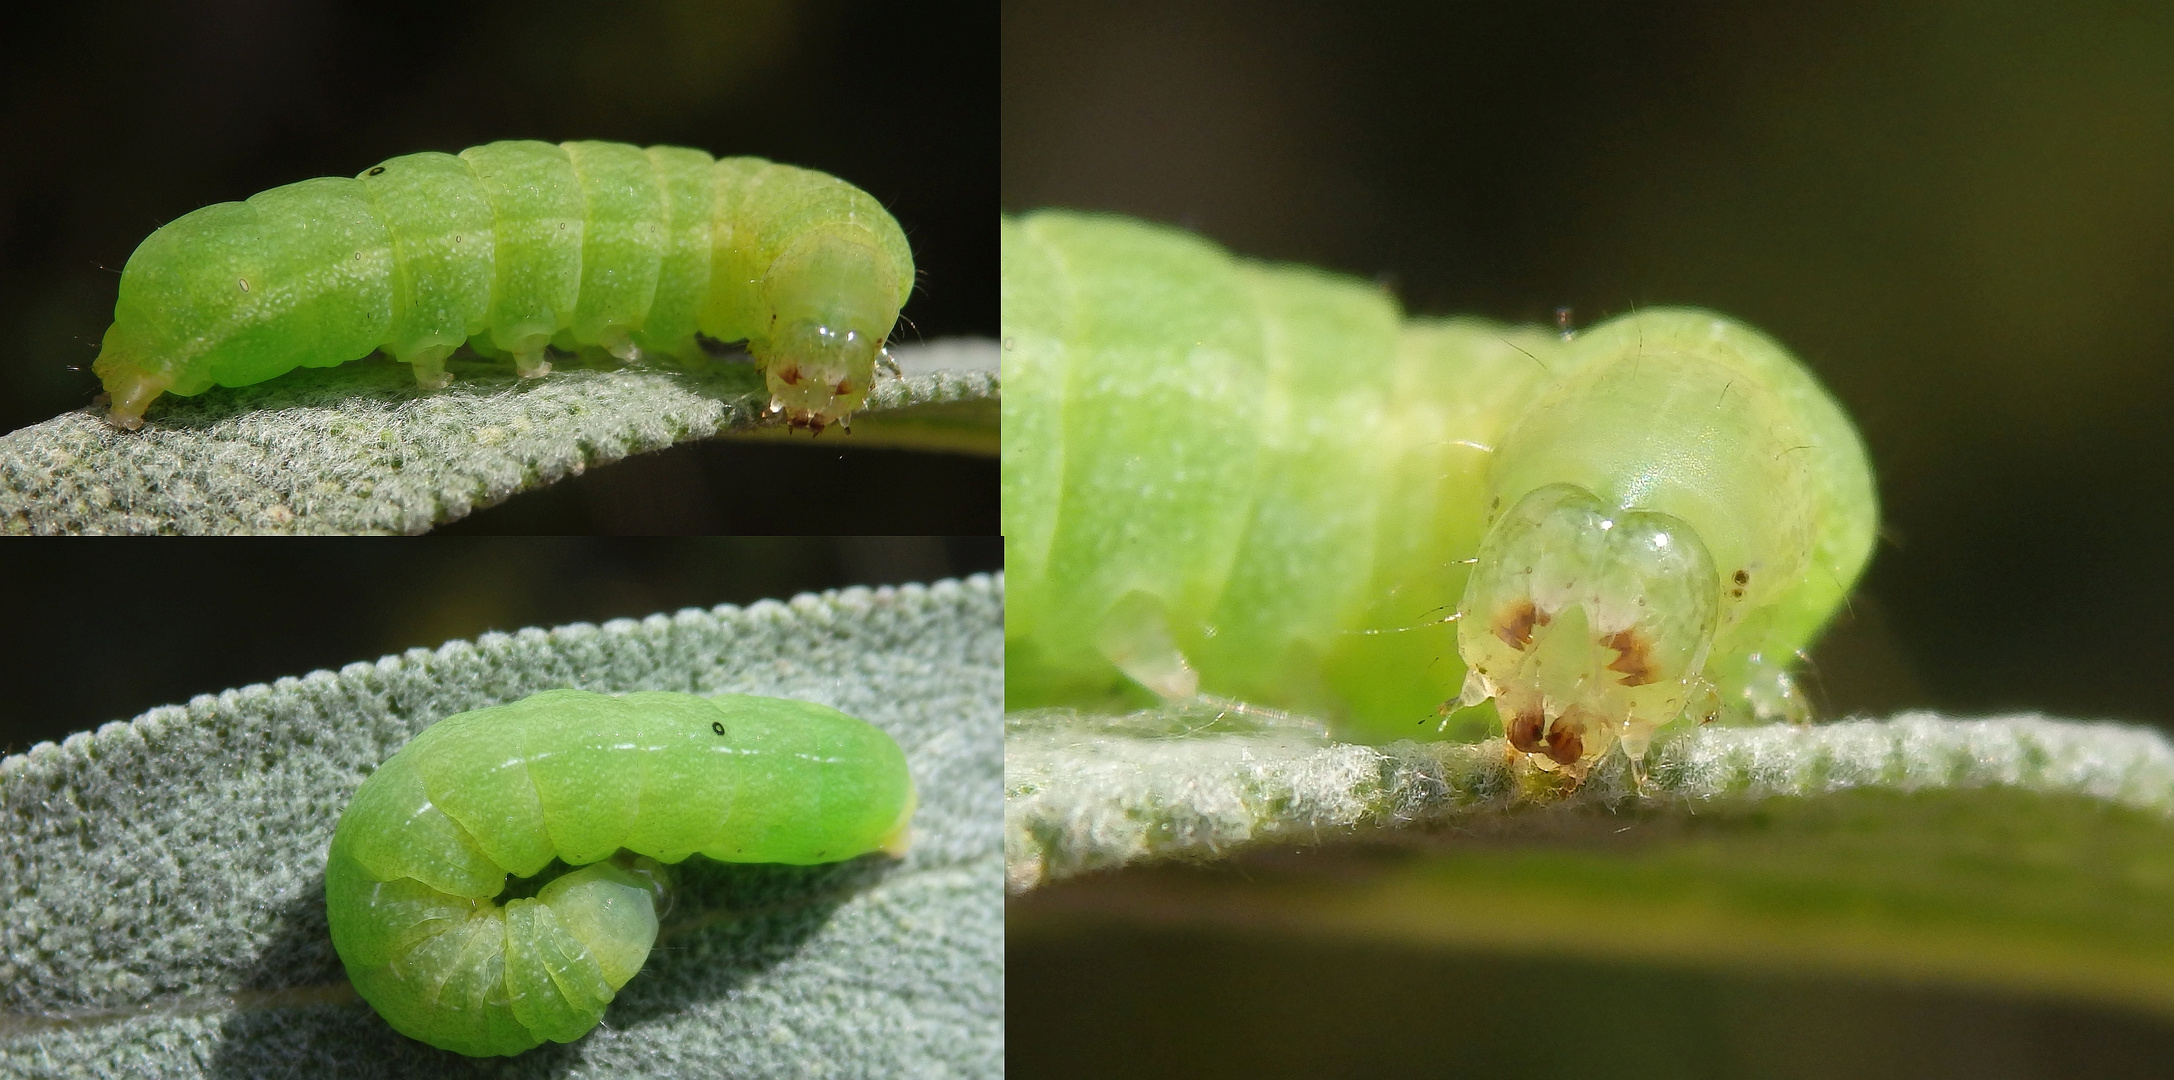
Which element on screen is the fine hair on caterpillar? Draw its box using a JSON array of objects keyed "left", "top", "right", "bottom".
[{"left": 93, "top": 140, "right": 914, "bottom": 433}]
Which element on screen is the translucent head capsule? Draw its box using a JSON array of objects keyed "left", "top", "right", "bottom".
[
  {"left": 757, "top": 229, "right": 902, "bottom": 432},
  {"left": 1455, "top": 483, "right": 1722, "bottom": 775}
]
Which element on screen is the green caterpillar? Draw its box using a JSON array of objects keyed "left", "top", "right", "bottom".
[
  {"left": 324, "top": 689, "right": 917, "bottom": 1057},
  {"left": 94, "top": 140, "right": 914, "bottom": 432},
  {"left": 1001, "top": 210, "right": 1878, "bottom": 777}
]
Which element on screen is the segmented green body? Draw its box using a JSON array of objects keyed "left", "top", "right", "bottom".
[
  {"left": 94, "top": 141, "right": 914, "bottom": 431},
  {"left": 1001, "top": 211, "right": 1877, "bottom": 769},
  {"left": 323, "top": 689, "right": 916, "bottom": 1057}
]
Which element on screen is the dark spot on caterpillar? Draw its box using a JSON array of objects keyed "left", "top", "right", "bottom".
[
  {"left": 1494, "top": 599, "right": 1539, "bottom": 650},
  {"left": 366, "top": 166, "right": 386, "bottom": 176},
  {"left": 776, "top": 365, "right": 803, "bottom": 386},
  {"left": 1731, "top": 588, "right": 1744, "bottom": 599},
  {"left": 237, "top": 278, "right": 249, "bottom": 293},
  {"left": 1543, "top": 721, "right": 1584, "bottom": 766},
  {"left": 1734, "top": 569, "right": 1750, "bottom": 585},
  {"left": 710, "top": 721, "right": 726, "bottom": 736},
  {"left": 833, "top": 379, "right": 852, "bottom": 395},
  {"left": 1604, "top": 628, "right": 1656, "bottom": 686},
  {"left": 695, "top": 333, "right": 752, "bottom": 359},
  {"left": 1507, "top": 708, "right": 1545, "bottom": 753}
]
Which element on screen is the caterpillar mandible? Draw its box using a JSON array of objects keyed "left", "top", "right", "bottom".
[
  {"left": 1001, "top": 210, "right": 1878, "bottom": 778},
  {"left": 94, "top": 141, "right": 914, "bottom": 433},
  {"left": 324, "top": 689, "right": 917, "bottom": 1057}
]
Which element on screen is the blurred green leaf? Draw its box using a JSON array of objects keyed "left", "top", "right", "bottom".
[
  {"left": 0, "top": 339, "right": 997, "bottom": 535},
  {"left": 0, "top": 576, "right": 1003, "bottom": 1078},
  {"left": 1008, "top": 706, "right": 2174, "bottom": 1015}
]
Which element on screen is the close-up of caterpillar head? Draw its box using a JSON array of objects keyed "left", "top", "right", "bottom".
[
  {"left": 1440, "top": 309, "right": 1870, "bottom": 777},
  {"left": 1455, "top": 482, "right": 1723, "bottom": 776},
  {"left": 751, "top": 223, "right": 906, "bottom": 433},
  {"left": 1001, "top": 210, "right": 1875, "bottom": 762}
]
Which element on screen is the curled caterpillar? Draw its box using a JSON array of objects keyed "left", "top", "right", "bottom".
[
  {"left": 1001, "top": 210, "right": 1877, "bottom": 779},
  {"left": 94, "top": 141, "right": 914, "bottom": 432},
  {"left": 324, "top": 689, "right": 917, "bottom": 1057}
]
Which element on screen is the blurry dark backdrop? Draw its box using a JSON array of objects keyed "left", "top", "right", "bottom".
[
  {"left": 1005, "top": 0, "right": 2174, "bottom": 732},
  {"left": 0, "top": 536, "right": 1001, "bottom": 755},
  {"left": 1006, "top": 3, "right": 2174, "bottom": 1076},
  {"left": 0, "top": 0, "right": 994, "bottom": 533}
]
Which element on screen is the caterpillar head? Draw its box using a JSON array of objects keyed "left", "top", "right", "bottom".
[
  {"left": 1455, "top": 483, "right": 1721, "bottom": 775},
  {"left": 756, "top": 227, "right": 903, "bottom": 433}
]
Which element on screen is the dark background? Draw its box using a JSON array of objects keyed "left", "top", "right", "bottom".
[
  {"left": 1005, "top": 2, "right": 2174, "bottom": 1076},
  {"left": 1010, "top": 926, "right": 2174, "bottom": 1080},
  {"left": 0, "top": 0, "right": 995, "bottom": 533},
  {"left": 0, "top": 536, "right": 1001, "bottom": 755}
]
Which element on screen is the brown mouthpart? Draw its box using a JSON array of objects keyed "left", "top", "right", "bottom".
[
  {"left": 1543, "top": 723, "right": 1584, "bottom": 767},
  {"left": 784, "top": 410, "right": 832, "bottom": 435},
  {"left": 1506, "top": 708, "right": 1546, "bottom": 753}
]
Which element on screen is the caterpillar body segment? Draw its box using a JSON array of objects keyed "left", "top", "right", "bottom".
[{"left": 1002, "top": 211, "right": 1560, "bottom": 734}]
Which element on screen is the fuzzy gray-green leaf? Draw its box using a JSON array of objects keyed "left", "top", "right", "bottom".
[
  {"left": 0, "top": 338, "right": 996, "bottom": 535},
  {"left": 1, "top": 575, "right": 1003, "bottom": 1079}
]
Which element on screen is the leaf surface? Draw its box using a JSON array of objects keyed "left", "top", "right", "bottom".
[{"left": 0, "top": 339, "right": 997, "bottom": 534}]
